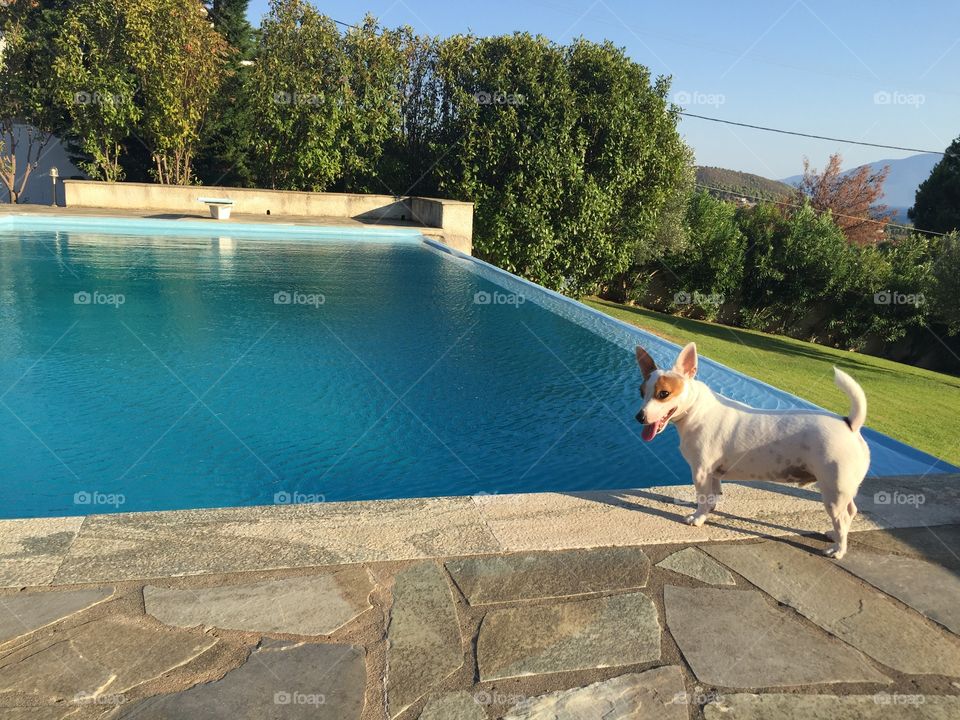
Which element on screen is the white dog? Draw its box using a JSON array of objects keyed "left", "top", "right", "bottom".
[{"left": 634, "top": 342, "right": 870, "bottom": 559}]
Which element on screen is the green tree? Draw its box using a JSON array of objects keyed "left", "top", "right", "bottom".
[
  {"left": 909, "top": 138, "right": 960, "bottom": 234},
  {"left": 125, "top": 0, "right": 228, "bottom": 184},
  {"left": 738, "top": 202, "right": 853, "bottom": 334},
  {"left": 428, "top": 34, "right": 691, "bottom": 295},
  {"left": 207, "top": 0, "right": 255, "bottom": 59},
  {"left": 242, "top": 0, "right": 345, "bottom": 190},
  {"left": 52, "top": 0, "right": 140, "bottom": 181},
  {"left": 662, "top": 191, "right": 745, "bottom": 317},
  {"left": 195, "top": 0, "right": 256, "bottom": 186},
  {"left": 335, "top": 17, "right": 405, "bottom": 192},
  {"left": 930, "top": 232, "right": 960, "bottom": 333},
  {"left": 0, "top": 0, "right": 66, "bottom": 202}
]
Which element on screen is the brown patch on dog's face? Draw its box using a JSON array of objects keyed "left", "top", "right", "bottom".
[
  {"left": 637, "top": 370, "right": 688, "bottom": 441},
  {"left": 654, "top": 374, "right": 685, "bottom": 400}
]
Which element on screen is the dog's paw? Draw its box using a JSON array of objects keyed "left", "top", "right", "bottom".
[
  {"left": 823, "top": 543, "right": 846, "bottom": 560},
  {"left": 685, "top": 513, "right": 707, "bottom": 527}
]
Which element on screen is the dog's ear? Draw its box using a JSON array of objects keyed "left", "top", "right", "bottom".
[
  {"left": 635, "top": 346, "right": 657, "bottom": 380},
  {"left": 673, "top": 342, "right": 698, "bottom": 379}
]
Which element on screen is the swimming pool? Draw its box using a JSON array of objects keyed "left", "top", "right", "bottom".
[{"left": 0, "top": 218, "right": 954, "bottom": 519}]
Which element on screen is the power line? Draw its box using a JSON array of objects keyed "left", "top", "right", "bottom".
[
  {"left": 694, "top": 181, "right": 952, "bottom": 238},
  {"left": 680, "top": 112, "right": 951, "bottom": 157}
]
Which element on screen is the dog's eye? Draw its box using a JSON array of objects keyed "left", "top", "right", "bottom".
[{"left": 656, "top": 390, "right": 670, "bottom": 400}]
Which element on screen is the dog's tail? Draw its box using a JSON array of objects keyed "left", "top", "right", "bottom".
[{"left": 834, "top": 367, "right": 867, "bottom": 433}]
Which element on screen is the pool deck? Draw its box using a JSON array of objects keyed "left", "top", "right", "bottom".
[{"left": 2, "top": 475, "right": 959, "bottom": 718}]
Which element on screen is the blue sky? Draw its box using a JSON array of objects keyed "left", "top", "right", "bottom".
[{"left": 246, "top": 0, "right": 960, "bottom": 179}]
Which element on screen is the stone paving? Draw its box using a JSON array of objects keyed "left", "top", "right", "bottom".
[{"left": 0, "top": 523, "right": 959, "bottom": 718}]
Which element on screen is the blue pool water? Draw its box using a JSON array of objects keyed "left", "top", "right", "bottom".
[{"left": 0, "top": 220, "right": 954, "bottom": 519}]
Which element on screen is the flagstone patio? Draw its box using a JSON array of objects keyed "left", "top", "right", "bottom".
[{"left": 1, "top": 476, "right": 959, "bottom": 718}]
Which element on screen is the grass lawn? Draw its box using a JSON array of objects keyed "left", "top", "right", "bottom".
[{"left": 585, "top": 298, "right": 960, "bottom": 468}]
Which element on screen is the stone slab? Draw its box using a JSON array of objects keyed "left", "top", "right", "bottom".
[
  {"left": 477, "top": 591, "right": 660, "bottom": 681},
  {"left": 53, "top": 498, "right": 500, "bottom": 584},
  {"left": 664, "top": 585, "right": 888, "bottom": 687},
  {"left": 145, "top": 568, "right": 372, "bottom": 635},
  {"left": 705, "top": 693, "right": 960, "bottom": 719},
  {"left": 117, "top": 641, "right": 365, "bottom": 719},
  {"left": 0, "top": 617, "right": 218, "bottom": 702},
  {"left": 418, "top": 691, "right": 486, "bottom": 720},
  {"left": 656, "top": 547, "right": 735, "bottom": 585},
  {"left": 386, "top": 562, "right": 464, "bottom": 718},
  {"left": 0, "top": 708, "right": 77, "bottom": 719},
  {"left": 838, "top": 552, "right": 960, "bottom": 635},
  {"left": 705, "top": 541, "right": 960, "bottom": 676},
  {"left": 446, "top": 546, "right": 650, "bottom": 605},
  {"left": 0, "top": 587, "right": 113, "bottom": 645},
  {"left": 0, "top": 517, "right": 83, "bottom": 588},
  {"left": 850, "top": 524, "right": 960, "bottom": 569},
  {"left": 502, "top": 666, "right": 687, "bottom": 720}
]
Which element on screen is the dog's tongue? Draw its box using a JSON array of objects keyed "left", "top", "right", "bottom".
[{"left": 641, "top": 423, "right": 657, "bottom": 442}]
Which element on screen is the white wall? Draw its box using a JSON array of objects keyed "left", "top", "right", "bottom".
[{"left": 1, "top": 124, "right": 85, "bottom": 205}]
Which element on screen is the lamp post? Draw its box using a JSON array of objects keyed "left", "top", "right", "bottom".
[{"left": 49, "top": 167, "right": 59, "bottom": 207}]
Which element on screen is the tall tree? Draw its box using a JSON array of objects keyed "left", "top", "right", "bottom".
[
  {"left": 795, "top": 153, "right": 894, "bottom": 245},
  {"left": 206, "top": 0, "right": 255, "bottom": 59},
  {"left": 242, "top": 0, "right": 346, "bottom": 190},
  {"left": 124, "top": 0, "right": 228, "bottom": 184},
  {"left": 52, "top": 0, "right": 141, "bottom": 181},
  {"left": 0, "top": 0, "right": 65, "bottom": 202},
  {"left": 194, "top": 0, "right": 256, "bottom": 186},
  {"left": 909, "top": 138, "right": 960, "bottom": 235},
  {"left": 335, "top": 16, "right": 405, "bottom": 193}
]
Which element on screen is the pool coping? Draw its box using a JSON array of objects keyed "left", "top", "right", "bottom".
[
  {"left": 0, "top": 210, "right": 426, "bottom": 241},
  {"left": 2, "top": 473, "right": 958, "bottom": 588}
]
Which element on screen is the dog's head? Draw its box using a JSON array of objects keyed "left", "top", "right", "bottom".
[{"left": 634, "top": 342, "right": 698, "bottom": 441}]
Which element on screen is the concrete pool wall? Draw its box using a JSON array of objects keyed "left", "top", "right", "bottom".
[{"left": 60, "top": 180, "right": 475, "bottom": 254}]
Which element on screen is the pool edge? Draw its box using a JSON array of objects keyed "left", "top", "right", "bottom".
[{"left": 2, "top": 473, "right": 957, "bottom": 588}]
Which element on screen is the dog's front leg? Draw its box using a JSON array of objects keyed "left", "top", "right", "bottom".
[{"left": 685, "top": 468, "right": 716, "bottom": 527}]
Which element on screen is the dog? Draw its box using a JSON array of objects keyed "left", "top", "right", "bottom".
[{"left": 634, "top": 342, "right": 870, "bottom": 559}]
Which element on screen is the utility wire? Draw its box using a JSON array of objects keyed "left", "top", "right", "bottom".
[
  {"left": 694, "top": 181, "right": 952, "bottom": 238},
  {"left": 680, "top": 112, "right": 952, "bottom": 157}
]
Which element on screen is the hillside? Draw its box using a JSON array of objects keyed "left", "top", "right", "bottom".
[{"left": 696, "top": 166, "right": 794, "bottom": 201}]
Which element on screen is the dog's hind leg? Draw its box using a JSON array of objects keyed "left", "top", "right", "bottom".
[{"left": 822, "top": 492, "right": 854, "bottom": 559}]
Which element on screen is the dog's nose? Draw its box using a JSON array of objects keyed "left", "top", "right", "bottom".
[{"left": 635, "top": 410, "right": 645, "bottom": 424}]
